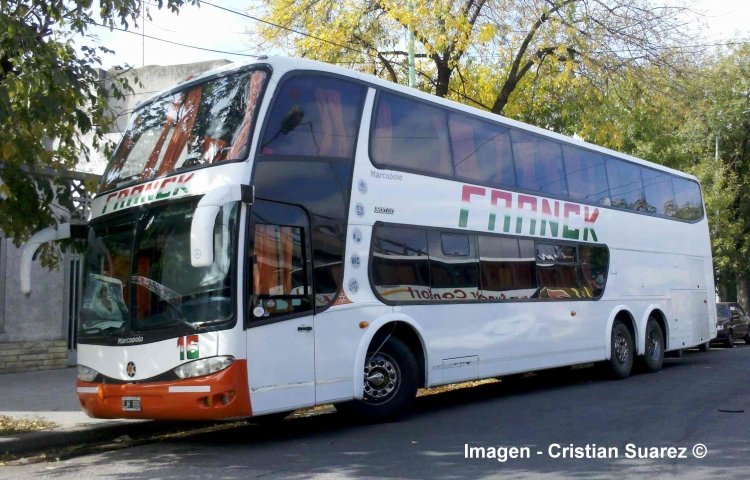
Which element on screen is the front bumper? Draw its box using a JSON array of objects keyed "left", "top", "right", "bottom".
[{"left": 76, "top": 360, "right": 251, "bottom": 420}]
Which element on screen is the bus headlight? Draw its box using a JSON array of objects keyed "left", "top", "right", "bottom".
[
  {"left": 77, "top": 365, "right": 99, "bottom": 382},
  {"left": 174, "top": 356, "right": 235, "bottom": 379}
]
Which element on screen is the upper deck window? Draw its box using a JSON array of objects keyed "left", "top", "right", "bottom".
[
  {"left": 449, "top": 112, "right": 515, "bottom": 187},
  {"left": 101, "top": 69, "right": 268, "bottom": 192},
  {"left": 260, "top": 75, "right": 366, "bottom": 158},
  {"left": 371, "top": 92, "right": 453, "bottom": 176},
  {"left": 510, "top": 130, "right": 567, "bottom": 196}
]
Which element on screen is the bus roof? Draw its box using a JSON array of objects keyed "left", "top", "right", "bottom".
[{"left": 134, "top": 55, "right": 698, "bottom": 182}]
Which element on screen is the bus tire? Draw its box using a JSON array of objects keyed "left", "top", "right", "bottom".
[
  {"left": 339, "top": 336, "right": 418, "bottom": 421},
  {"left": 608, "top": 321, "right": 634, "bottom": 379},
  {"left": 640, "top": 318, "right": 664, "bottom": 373}
]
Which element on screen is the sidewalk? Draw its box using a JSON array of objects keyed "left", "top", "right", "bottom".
[{"left": 0, "top": 367, "right": 137, "bottom": 456}]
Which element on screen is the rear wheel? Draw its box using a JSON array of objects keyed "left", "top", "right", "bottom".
[
  {"left": 698, "top": 341, "right": 710, "bottom": 352},
  {"left": 640, "top": 319, "right": 664, "bottom": 373},
  {"left": 608, "top": 321, "right": 634, "bottom": 379},
  {"left": 337, "top": 336, "right": 418, "bottom": 420}
]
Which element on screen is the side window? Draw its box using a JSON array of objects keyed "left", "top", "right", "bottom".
[
  {"left": 449, "top": 112, "right": 515, "bottom": 187},
  {"left": 606, "top": 158, "right": 646, "bottom": 211},
  {"left": 478, "top": 235, "right": 537, "bottom": 300},
  {"left": 371, "top": 226, "right": 430, "bottom": 302},
  {"left": 672, "top": 177, "right": 703, "bottom": 221},
  {"left": 428, "top": 231, "right": 478, "bottom": 301},
  {"left": 535, "top": 244, "right": 580, "bottom": 299},
  {"left": 579, "top": 245, "right": 609, "bottom": 298},
  {"left": 510, "top": 130, "right": 567, "bottom": 196},
  {"left": 642, "top": 169, "right": 675, "bottom": 216},
  {"left": 260, "top": 75, "right": 365, "bottom": 158},
  {"left": 562, "top": 145, "right": 610, "bottom": 205},
  {"left": 371, "top": 92, "right": 453, "bottom": 176},
  {"left": 249, "top": 202, "right": 312, "bottom": 321}
]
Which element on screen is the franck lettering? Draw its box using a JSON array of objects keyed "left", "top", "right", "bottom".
[
  {"left": 101, "top": 173, "right": 195, "bottom": 214},
  {"left": 459, "top": 184, "right": 599, "bottom": 242},
  {"left": 117, "top": 336, "right": 144, "bottom": 345},
  {"left": 370, "top": 170, "right": 403, "bottom": 181}
]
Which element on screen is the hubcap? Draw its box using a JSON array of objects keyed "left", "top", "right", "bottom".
[
  {"left": 647, "top": 330, "right": 661, "bottom": 360},
  {"left": 363, "top": 352, "right": 400, "bottom": 404},
  {"left": 614, "top": 332, "right": 630, "bottom": 365}
]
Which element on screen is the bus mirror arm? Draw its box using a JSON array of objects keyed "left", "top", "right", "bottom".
[
  {"left": 20, "top": 223, "right": 87, "bottom": 295},
  {"left": 191, "top": 184, "right": 254, "bottom": 268}
]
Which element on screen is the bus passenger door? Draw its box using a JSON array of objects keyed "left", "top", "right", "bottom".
[{"left": 245, "top": 200, "right": 316, "bottom": 415}]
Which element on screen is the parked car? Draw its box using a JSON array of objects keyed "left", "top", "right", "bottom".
[{"left": 714, "top": 302, "right": 750, "bottom": 347}]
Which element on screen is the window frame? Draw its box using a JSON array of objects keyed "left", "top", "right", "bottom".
[{"left": 245, "top": 199, "right": 315, "bottom": 329}]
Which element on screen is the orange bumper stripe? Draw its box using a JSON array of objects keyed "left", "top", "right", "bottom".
[{"left": 76, "top": 359, "right": 251, "bottom": 421}]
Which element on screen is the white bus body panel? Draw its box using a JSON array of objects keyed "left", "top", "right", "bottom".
[{"left": 77, "top": 333, "right": 218, "bottom": 381}]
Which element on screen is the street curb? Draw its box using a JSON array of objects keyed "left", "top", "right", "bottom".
[{"left": 1, "top": 421, "right": 151, "bottom": 457}]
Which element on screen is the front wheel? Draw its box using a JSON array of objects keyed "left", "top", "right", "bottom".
[
  {"left": 607, "top": 321, "right": 634, "bottom": 379},
  {"left": 726, "top": 331, "right": 735, "bottom": 348},
  {"left": 640, "top": 319, "right": 664, "bottom": 373},
  {"left": 744, "top": 329, "right": 750, "bottom": 345},
  {"left": 337, "top": 336, "right": 418, "bottom": 420}
]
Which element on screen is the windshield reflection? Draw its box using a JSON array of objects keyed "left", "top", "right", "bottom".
[{"left": 79, "top": 199, "right": 238, "bottom": 340}]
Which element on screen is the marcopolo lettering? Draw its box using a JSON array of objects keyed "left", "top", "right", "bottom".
[
  {"left": 370, "top": 170, "right": 403, "bottom": 181},
  {"left": 101, "top": 173, "right": 195, "bottom": 214},
  {"left": 458, "top": 184, "right": 600, "bottom": 242}
]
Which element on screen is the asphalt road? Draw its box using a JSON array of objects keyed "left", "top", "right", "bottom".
[{"left": 3, "top": 345, "right": 749, "bottom": 479}]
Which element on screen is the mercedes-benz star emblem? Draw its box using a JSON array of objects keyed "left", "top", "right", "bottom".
[{"left": 126, "top": 361, "right": 136, "bottom": 378}]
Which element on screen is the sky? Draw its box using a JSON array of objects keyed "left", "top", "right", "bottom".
[{"left": 83, "top": 0, "right": 750, "bottom": 70}]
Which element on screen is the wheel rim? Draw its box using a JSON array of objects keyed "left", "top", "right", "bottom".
[
  {"left": 614, "top": 331, "right": 630, "bottom": 365},
  {"left": 646, "top": 329, "right": 661, "bottom": 360},
  {"left": 363, "top": 352, "right": 400, "bottom": 404}
]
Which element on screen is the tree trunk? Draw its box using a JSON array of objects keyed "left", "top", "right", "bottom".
[
  {"left": 434, "top": 61, "right": 451, "bottom": 98},
  {"left": 737, "top": 275, "right": 748, "bottom": 312}
]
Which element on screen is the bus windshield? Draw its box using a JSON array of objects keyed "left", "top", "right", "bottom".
[
  {"left": 79, "top": 199, "right": 238, "bottom": 341},
  {"left": 100, "top": 69, "right": 268, "bottom": 192}
]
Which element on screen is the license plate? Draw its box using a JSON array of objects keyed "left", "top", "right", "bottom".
[{"left": 122, "top": 397, "right": 141, "bottom": 412}]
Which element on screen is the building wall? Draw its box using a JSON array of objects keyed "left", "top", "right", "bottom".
[{"left": 0, "top": 236, "right": 69, "bottom": 373}]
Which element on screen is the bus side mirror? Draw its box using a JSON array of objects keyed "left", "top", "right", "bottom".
[
  {"left": 190, "top": 184, "right": 254, "bottom": 268},
  {"left": 20, "top": 223, "right": 87, "bottom": 294}
]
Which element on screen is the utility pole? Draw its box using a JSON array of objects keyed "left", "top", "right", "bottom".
[
  {"left": 407, "top": 0, "right": 416, "bottom": 88},
  {"left": 142, "top": 2, "right": 145, "bottom": 67}
]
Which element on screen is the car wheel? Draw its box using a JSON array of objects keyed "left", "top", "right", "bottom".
[
  {"left": 607, "top": 321, "right": 634, "bottom": 379},
  {"left": 698, "top": 341, "right": 710, "bottom": 352},
  {"left": 337, "top": 336, "right": 418, "bottom": 420},
  {"left": 726, "top": 331, "right": 735, "bottom": 348},
  {"left": 744, "top": 330, "right": 750, "bottom": 345},
  {"left": 640, "top": 319, "right": 664, "bottom": 373}
]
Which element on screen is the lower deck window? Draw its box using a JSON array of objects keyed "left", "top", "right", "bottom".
[{"left": 371, "top": 224, "right": 609, "bottom": 303}]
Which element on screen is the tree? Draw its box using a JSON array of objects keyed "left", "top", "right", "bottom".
[
  {"left": 674, "top": 46, "right": 750, "bottom": 304},
  {"left": 0, "top": 0, "right": 195, "bottom": 256},
  {"left": 254, "top": 0, "right": 694, "bottom": 116}
]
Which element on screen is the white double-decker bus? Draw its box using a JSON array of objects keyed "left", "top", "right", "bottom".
[{"left": 22, "top": 57, "right": 715, "bottom": 420}]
